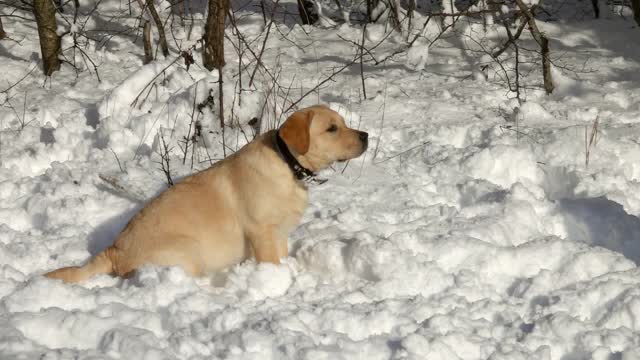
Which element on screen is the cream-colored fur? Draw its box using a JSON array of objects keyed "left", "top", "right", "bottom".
[{"left": 45, "top": 105, "right": 368, "bottom": 283}]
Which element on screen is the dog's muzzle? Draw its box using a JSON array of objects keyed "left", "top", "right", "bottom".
[{"left": 359, "top": 131, "right": 369, "bottom": 149}]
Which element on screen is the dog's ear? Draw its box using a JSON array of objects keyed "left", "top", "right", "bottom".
[{"left": 280, "top": 110, "right": 313, "bottom": 155}]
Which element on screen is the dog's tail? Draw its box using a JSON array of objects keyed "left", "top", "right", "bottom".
[{"left": 45, "top": 247, "right": 116, "bottom": 283}]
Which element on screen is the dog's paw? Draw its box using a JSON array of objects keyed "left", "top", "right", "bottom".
[
  {"left": 224, "top": 262, "right": 293, "bottom": 301},
  {"left": 247, "top": 263, "right": 293, "bottom": 300}
]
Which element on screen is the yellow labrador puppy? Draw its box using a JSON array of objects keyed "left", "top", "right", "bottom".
[{"left": 45, "top": 105, "right": 368, "bottom": 283}]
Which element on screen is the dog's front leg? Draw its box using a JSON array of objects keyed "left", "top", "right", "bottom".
[
  {"left": 249, "top": 226, "right": 282, "bottom": 264},
  {"left": 277, "top": 237, "right": 288, "bottom": 259}
]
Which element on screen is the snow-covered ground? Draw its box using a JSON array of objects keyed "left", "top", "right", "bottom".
[{"left": 2, "top": 1, "right": 640, "bottom": 358}]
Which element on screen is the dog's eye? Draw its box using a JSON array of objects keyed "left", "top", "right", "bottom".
[{"left": 327, "top": 125, "right": 338, "bottom": 133}]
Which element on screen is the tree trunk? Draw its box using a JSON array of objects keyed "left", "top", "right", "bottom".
[
  {"left": 202, "top": 0, "right": 229, "bottom": 70},
  {"left": 389, "top": 0, "right": 401, "bottom": 32},
  {"left": 407, "top": 0, "right": 416, "bottom": 33},
  {"left": 0, "top": 16, "right": 6, "bottom": 40},
  {"left": 297, "top": 0, "right": 317, "bottom": 24},
  {"left": 143, "top": 20, "right": 153, "bottom": 64},
  {"left": 33, "top": 0, "right": 61, "bottom": 75},
  {"left": 514, "top": 0, "right": 554, "bottom": 94},
  {"left": 540, "top": 35, "right": 554, "bottom": 95},
  {"left": 632, "top": 0, "right": 640, "bottom": 26},
  {"left": 366, "top": 0, "right": 379, "bottom": 22},
  {"left": 145, "top": 0, "right": 169, "bottom": 57}
]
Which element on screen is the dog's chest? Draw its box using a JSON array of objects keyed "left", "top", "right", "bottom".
[
  {"left": 280, "top": 184, "right": 307, "bottom": 227},
  {"left": 268, "top": 180, "right": 307, "bottom": 223}
]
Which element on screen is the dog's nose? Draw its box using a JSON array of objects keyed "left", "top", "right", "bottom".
[{"left": 359, "top": 131, "right": 368, "bottom": 142}]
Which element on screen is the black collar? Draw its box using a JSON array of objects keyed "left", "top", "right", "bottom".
[{"left": 275, "top": 131, "right": 327, "bottom": 185}]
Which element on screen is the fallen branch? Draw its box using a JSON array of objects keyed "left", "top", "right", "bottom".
[{"left": 585, "top": 116, "right": 599, "bottom": 167}]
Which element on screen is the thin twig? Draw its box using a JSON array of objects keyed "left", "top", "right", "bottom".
[
  {"left": 374, "top": 141, "right": 430, "bottom": 164},
  {"left": 249, "top": 0, "right": 279, "bottom": 87}
]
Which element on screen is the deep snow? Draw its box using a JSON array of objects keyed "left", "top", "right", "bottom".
[{"left": 2, "top": 1, "right": 640, "bottom": 359}]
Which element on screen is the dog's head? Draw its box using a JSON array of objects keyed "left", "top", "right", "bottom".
[{"left": 279, "top": 105, "right": 368, "bottom": 171}]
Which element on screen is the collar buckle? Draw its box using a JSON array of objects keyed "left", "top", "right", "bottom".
[{"left": 275, "top": 131, "right": 328, "bottom": 186}]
